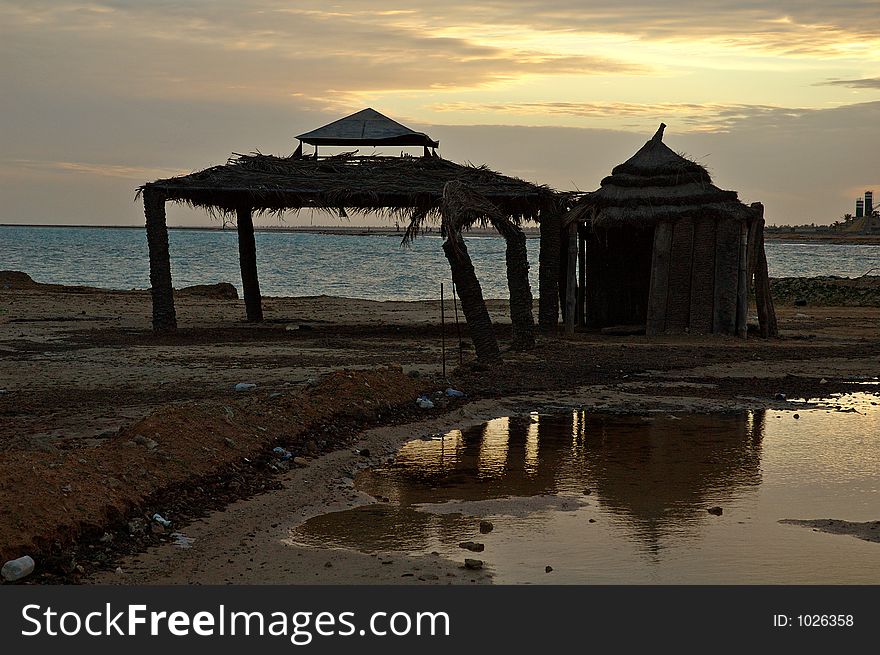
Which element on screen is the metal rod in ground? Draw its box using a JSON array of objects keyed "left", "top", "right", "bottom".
[
  {"left": 452, "top": 279, "right": 463, "bottom": 364},
  {"left": 441, "top": 282, "right": 446, "bottom": 378}
]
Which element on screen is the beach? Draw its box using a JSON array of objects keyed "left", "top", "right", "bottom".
[{"left": 2, "top": 272, "right": 879, "bottom": 583}]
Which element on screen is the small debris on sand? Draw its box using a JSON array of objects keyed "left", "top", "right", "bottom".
[
  {"left": 707, "top": 506, "right": 723, "bottom": 516},
  {"left": 479, "top": 520, "right": 494, "bottom": 534},
  {"left": 464, "top": 559, "right": 483, "bottom": 570}
]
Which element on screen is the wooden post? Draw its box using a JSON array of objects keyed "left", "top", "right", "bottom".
[
  {"left": 564, "top": 221, "right": 578, "bottom": 336},
  {"left": 236, "top": 206, "right": 263, "bottom": 322},
  {"left": 557, "top": 218, "right": 569, "bottom": 323},
  {"left": 452, "top": 280, "right": 463, "bottom": 364},
  {"left": 538, "top": 207, "right": 561, "bottom": 331},
  {"left": 441, "top": 282, "right": 446, "bottom": 377},
  {"left": 750, "top": 203, "right": 778, "bottom": 338},
  {"left": 735, "top": 221, "right": 749, "bottom": 338},
  {"left": 646, "top": 221, "right": 673, "bottom": 335},
  {"left": 577, "top": 225, "right": 586, "bottom": 326},
  {"left": 143, "top": 187, "right": 177, "bottom": 332}
]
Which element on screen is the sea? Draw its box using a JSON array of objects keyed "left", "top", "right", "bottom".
[{"left": 1, "top": 225, "right": 878, "bottom": 301}]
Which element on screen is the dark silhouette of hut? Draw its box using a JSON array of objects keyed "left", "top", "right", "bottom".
[
  {"left": 563, "top": 124, "right": 777, "bottom": 337},
  {"left": 139, "top": 109, "right": 561, "bottom": 359},
  {"left": 296, "top": 107, "right": 439, "bottom": 156}
]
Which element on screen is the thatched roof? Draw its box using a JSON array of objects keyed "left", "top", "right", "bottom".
[
  {"left": 296, "top": 108, "right": 439, "bottom": 148},
  {"left": 567, "top": 123, "right": 756, "bottom": 228},
  {"left": 141, "top": 152, "right": 555, "bottom": 220}
]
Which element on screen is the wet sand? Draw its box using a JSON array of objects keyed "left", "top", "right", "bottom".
[{"left": 1, "top": 278, "right": 879, "bottom": 583}]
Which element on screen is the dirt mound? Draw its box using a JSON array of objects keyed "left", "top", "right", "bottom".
[
  {"left": 176, "top": 283, "right": 239, "bottom": 299},
  {"left": 0, "top": 271, "right": 41, "bottom": 290},
  {"left": 770, "top": 276, "right": 880, "bottom": 307},
  {"left": 0, "top": 366, "right": 424, "bottom": 565}
]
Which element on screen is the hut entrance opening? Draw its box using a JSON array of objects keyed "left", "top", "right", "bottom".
[{"left": 583, "top": 226, "right": 654, "bottom": 329}]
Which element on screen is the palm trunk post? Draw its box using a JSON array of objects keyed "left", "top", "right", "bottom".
[
  {"left": 442, "top": 231, "right": 500, "bottom": 361},
  {"left": 144, "top": 188, "right": 177, "bottom": 332},
  {"left": 538, "top": 207, "right": 561, "bottom": 331},
  {"left": 500, "top": 220, "right": 536, "bottom": 350}
]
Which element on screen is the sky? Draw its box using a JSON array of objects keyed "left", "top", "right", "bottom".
[{"left": 1, "top": 0, "right": 879, "bottom": 227}]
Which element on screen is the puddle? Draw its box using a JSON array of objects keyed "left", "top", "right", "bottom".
[{"left": 292, "top": 393, "right": 880, "bottom": 583}]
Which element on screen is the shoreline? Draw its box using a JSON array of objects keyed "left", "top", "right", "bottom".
[{"left": 5, "top": 222, "right": 880, "bottom": 243}]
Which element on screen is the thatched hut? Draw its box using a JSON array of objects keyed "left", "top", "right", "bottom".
[
  {"left": 139, "top": 109, "right": 561, "bottom": 360},
  {"left": 564, "top": 124, "right": 777, "bottom": 337}
]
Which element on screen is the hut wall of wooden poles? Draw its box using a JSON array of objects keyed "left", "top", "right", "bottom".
[
  {"left": 563, "top": 123, "right": 778, "bottom": 338},
  {"left": 139, "top": 148, "right": 558, "bottom": 358}
]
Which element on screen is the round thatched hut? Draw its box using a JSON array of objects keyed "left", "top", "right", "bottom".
[{"left": 564, "top": 124, "right": 777, "bottom": 338}]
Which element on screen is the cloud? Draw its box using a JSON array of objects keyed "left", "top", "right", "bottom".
[
  {"left": 0, "top": 0, "right": 647, "bottom": 109},
  {"left": 820, "top": 77, "right": 880, "bottom": 90},
  {"left": 6, "top": 160, "right": 187, "bottom": 180},
  {"left": 431, "top": 101, "right": 808, "bottom": 132}
]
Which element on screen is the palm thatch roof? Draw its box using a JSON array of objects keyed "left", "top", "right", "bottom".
[
  {"left": 141, "top": 152, "right": 556, "bottom": 220},
  {"left": 296, "top": 108, "right": 439, "bottom": 148},
  {"left": 567, "top": 123, "right": 756, "bottom": 228}
]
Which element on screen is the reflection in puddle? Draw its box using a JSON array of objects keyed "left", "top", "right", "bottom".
[{"left": 293, "top": 393, "right": 880, "bottom": 583}]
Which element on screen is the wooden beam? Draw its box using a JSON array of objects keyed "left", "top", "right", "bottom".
[
  {"left": 236, "top": 206, "right": 263, "bottom": 322},
  {"left": 646, "top": 221, "right": 673, "bottom": 335},
  {"left": 564, "top": 222, "right": 578, "bottom": 336},
  {"left": 537, "top": 207, "right": 561, "bottom": 331},
  {"left": 144, "top": 188, "right": 177, "bottom": 332}
]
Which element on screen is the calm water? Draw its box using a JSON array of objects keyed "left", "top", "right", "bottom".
[
  {"left": 293, "top": 393, "right": 880, "bottom": 583},
  {"left": 1, "top": 225, "right": 878, "bottom": 301}
]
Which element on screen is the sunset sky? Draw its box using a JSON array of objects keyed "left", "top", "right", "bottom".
[{"left": 2, "top": 1, "right": 879, "bottom": 226}]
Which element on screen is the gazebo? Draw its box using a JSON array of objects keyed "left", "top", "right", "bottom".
[
  {"left": 140, "top": 109, "right": 563, "bottom": 360},
  {"left": 563, "top": 124, "right": 777, "bottom": 338}
]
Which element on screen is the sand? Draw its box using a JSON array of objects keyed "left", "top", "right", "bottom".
[
  {"left": 779, "top": 519, "right": 880, "bottom": 544},
  {"left": 2, "top": 274, "right": 879, "bottom": 583}
]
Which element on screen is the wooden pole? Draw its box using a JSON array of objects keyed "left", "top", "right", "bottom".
[
  {"left": 750, "top": 203, "right": 778, "bottom": 338},
  {"left": 143, "top": 188, "right": 177, "bottom": 332},
  {"left": 558, "top": 222, "right": 569, "bottom": 323},
  {"left": 441, "top": 282, "right": 446, "bottom": 378},
  {"left": 564, "top": 221, "right": 578, "bottom": 336},
  {"left": 236, "top": 205, "right": 263, "bottom": 322},
  {"left": 452, "top": 279, "right": 463, "bottom": 364},
  {"left": 735, "top": 221, "right": 749, "bottom": 338},
  {"left": 577, "top": 225, "right": 586, "bottom": 327}
]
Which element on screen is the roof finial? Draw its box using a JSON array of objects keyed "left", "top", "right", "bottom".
[{"left": 652, "top": 123, "right": 666, "bottom": 142}]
